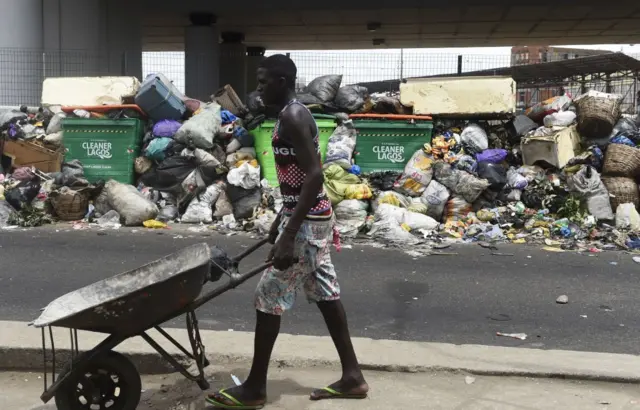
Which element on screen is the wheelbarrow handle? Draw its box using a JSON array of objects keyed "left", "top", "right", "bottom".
[{"left": 233, "top": 237, "right": 270, "bottom": 262}]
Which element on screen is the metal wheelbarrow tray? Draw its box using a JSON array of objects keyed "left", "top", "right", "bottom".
[{"left": 31, "top": 239, "right": 271, "bottom": 410}]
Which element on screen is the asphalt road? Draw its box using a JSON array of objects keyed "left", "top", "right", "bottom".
[{"left": 1, "top": 226, "right": 639, "bottom": 354}]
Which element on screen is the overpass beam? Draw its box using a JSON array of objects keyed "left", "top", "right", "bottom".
[
  {"left": 220, "top": 32, "right": 247, "bottom": 101},
  {"left": 185, "top": 12, "right": 220, "bottom": 101}
]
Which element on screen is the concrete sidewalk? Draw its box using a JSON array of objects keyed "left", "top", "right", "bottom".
[
  {"left": 3, "top": 320, "right": 640, "bottom": 382},
  {"left": 4, "top": 366, "right": 640, "bottom": 410}
]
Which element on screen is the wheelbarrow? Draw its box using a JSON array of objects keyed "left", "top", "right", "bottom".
[{"left": 30, "top": 238, "right": 271, "bottom": 410}]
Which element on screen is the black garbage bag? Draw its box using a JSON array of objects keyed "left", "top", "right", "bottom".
[
  {"left": 335, "top": 85, "right": 369, "bottom": 112},
  {"left": 609, "top": 117, "right": 640, "bottom": 144},
  {"left": 506, "top": 115, "right": 537, "bottom": 141},
  {"left": 366, "top": 171, "right": 401, "bottom": 191},
  {"left": 5, "top": 180, "right": 41, "bottom": 211},
  {"left": 246, "top": 91, "right": 265, "bottom": 114},
  {"left": 140, "top": 156, "right": 198, "bottom": 194},
  {"left": 296, "top": 92, "right": 323, "bottom": 106},
  {"left": 477, "top": 162, "right": 507, "bottom": 191},
  {"left": 306, "top": 75, "right": 342, "bottom": 103},
  {"left": 226, "top": 184, "right": 261, "bottom": 220},
  {"left": 207, "top": 246, "right": 235, "bottom": 283}
]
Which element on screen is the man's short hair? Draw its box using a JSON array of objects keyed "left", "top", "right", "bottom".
[{"left": 259, "top": 54, "right": 297, "bottom": 90}]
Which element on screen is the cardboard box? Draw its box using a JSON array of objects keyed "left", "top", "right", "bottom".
[{"left": 2, "top": 139, "right": 63, "bottom": 172}]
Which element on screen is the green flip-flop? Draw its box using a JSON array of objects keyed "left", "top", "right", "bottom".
[
  {"left": 205, "top": 389, "right": 265, "bottom": 409},
  {"left": 310, "top": 386, "right": 368, "bottom": 401}
]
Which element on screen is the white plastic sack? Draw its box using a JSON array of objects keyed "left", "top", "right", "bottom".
[
  {"left": 376, "top": 203, "right": 439, "bottom": 231},
  {"left": 371, "top": 191, "right": 411, "bottom": 213},
  {"left": 324, "top": 116, "right": 357, "bottom": 170},
  {"left": 455, "top": 171, "right": 490, "bottom": 203},
  {"left": 507, "top": 168, "right": 528, "bottom": 190},
  {"left": 543, "top": 111, "right": 576, "bottom": 128},
  {"left": 213, "top": 189, "right": 233, "bottom": 218},
  {"left": 181, "top": 183, "right": 224, "bottom": 224},
  {"left": 615, "top": 203, "right": 640, "bottom": 231},
  {"left": 174, "top": 103, "right": 222, "bottom": 149},
  {"left": 105, "top": 180, "right": 158, "bottom": 226},
  {"left": 420, "top": 180, "right": 450, "bottom": 222},
  {"left": 460, "top": 124, "right": 488, "bottom": 155},
  {"left": 46, "top": 113, "right": 66, "bottom": 134},
  {"left": 44, "top": 131, "right": 63, "bottom": 147},
  {"left": 227, "top": 162, "right": 261, "bottom": 190},
  {"left": 334, "top": 199, "right": 368, "bottom": 238},
  {"left": 393, "top": 149, "right": 434, "bottom": 197},
  {"left": 368, "top": 204, "right": 420, "bottom": 246},
  {"left": 567, "top": 166, "right": 614, "bottom": 221},
  {"left": 0, "top": 200, "right": 15, "bottom": 227}
]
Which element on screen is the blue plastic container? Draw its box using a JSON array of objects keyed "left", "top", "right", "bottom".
[{"left": 135, "top": 74, "right": 186, "bottom": 121}]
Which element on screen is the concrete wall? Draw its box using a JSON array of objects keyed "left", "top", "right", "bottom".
[{"left": 0, "top": 0, "right": 142, "bottom": 106}]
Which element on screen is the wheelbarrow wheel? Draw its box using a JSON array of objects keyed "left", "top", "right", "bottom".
[{"left": 54, "top": 351, "right": 142, "bottom": 410}]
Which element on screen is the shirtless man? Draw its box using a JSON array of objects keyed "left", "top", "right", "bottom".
[{"left": 206, "top": 54, "right": 368, "bottom": 409}]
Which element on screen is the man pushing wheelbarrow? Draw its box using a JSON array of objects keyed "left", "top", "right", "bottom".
[{"left": 206, "top": 54, "right": 369, "bottom": 409}]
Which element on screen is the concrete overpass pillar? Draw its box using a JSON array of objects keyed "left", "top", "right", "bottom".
[
  {"left": 185, "top": 13, "right": 220, "bottom": 101},
  {"left": 219, "top": 32, "right": 247, "bottom": 101},
  {"left": 105, "top": 0, "right": 143, "bottom": 80},
  {"left": 246, "top": 47, "right": 266, "bottom": 96},
  {"left": 0, "top": 0, "right": 44, "bottom": 105}
]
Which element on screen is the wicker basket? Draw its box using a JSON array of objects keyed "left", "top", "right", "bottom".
[
  {"left": 603, "top": 143, "right": 640, "bottom": 177},
  {"left": 602, "top": 177, "right": 640, "bottom": 211},
  {"left": 50, "top": 188, "right": 89, "bottom": 221},
  {"left": 576, "top": 92, "right": 621, "bottom": 139}
]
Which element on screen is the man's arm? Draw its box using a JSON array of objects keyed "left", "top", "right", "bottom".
[{"left": 279, "top": 105, "right": 324, "bottom": 235}]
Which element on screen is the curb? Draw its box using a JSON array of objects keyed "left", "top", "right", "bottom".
[{"left": 2, "top": 321, "right": 640, "bottom": 383}]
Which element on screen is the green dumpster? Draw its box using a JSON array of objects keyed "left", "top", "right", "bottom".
[
  {"left": 252, "top": 114, "right": 336, "bottom": 187},
  {"left": 62, "top": 118, "right": 144, "bottom": 184},
  {"left": 353, "top": 116, "right": 433, "bottom": 174}
]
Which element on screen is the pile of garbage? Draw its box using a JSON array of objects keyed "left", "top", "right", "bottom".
[{"left": 331, "top": 90, "right": 640, "bottom": 251}]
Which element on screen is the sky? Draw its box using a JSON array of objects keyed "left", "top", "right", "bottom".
[{"left": 142, "top": 44, "right": 640, "bottom": 94}]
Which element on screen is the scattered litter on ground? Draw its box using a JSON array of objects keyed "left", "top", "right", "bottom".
[
  {"left": 464, "top": 376, "right": 476, "bottom": 385},
  {"left": 496, "top": 332, "right": 527, "bottom": 341},
  {"left": 556, "top": 295, "right": 569, "bottom": 304}
]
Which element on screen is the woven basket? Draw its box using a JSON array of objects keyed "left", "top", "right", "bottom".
[
  {"left": 602, "top": 177, "right": 640, "bottom": 211},
  {"left": 576, "top": 94, "right": 621, "bottom": 139},
  {"left": 603, "top": 143, "right": 640, "bottom": 177},
  {"left": 50, "top": 188, "right": 89, "bottom": 221}
]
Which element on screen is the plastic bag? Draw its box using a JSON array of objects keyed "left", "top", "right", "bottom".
[
  {"left": 460, "top": 124, "right": 488, "bottom": 156},
  {"left": 181, "top": 182, "right": 224, "bottom": 224},
  {"left": 12, "top": 167, "right": 36, "bottom": 182},
  {"left": 609, "top": 117, "right": 640, "bottom": 142},
  {"left": 526, "top": 95, "right": 572, "bottom": 122},
  {"left": 615, "top": 203, "right": 640, "bottom": 231},
  {"left": 543, "top": 111, "right": 576, "bottom": 128},
  {"left": 610, "top": 135, "right": 635, "bottom": 147},
  {"left": 454, "top": 155, "right": 477, "bottom": 173},
  {"left": 368, "top": 204, "right": 421, "bottom": 246},
  {"left": 371, "top": 190, "right": 410, "bottom": 212},
  {"left": 343, "top": 184, "right": 372, "bottom": 201},
  {"left": 420, "top": 180, "right": 450, "bottom": 222},
  {"left": 445, "top": 196, "right": 473, "bottom": 223},
  {"left": 213, "top": 188, "right": 233, "bottom": 218},
  {"left": 456, "top": 171, "right": 490, "bottom": 203},
  {"left": 297, "top": 93, "right": 323, "bottom": 105},
  {"left": 247, "top": 91, "right": 265, "bottom": 114},
  {"left": 517, "top": 165, "right": 544, "bottom": 183},
  {"left": 105, "top": 180, "right": 159, "bottom": 226},
  {"left": 93, "top": 186, "right": 112, "bottom": 217},
  {"left": 324, "top": 115, "right": 357, "bottom": 170},
  {"left": 306, "top": 75, "right": 342, "bottom": 103},
  {"left": 334, "top": 199, "right": 368, "bottom": 238},
  {"left": 157, "top": 193, "right": 179, "bottom": 222},
  {"left": 334, "top": 85, "right": 369, "bottom": 112},
  {"left": 367, "top": 171, "right": 401, "bottom": 191},
  {"left": 174, "top": 103, "right": 222, "bottom": 149},
  {"left": 226, "top": 147, "right": 256, "bottom": 168},
  {"left": 145, "top": 137, "right": 173, "bottom": 161},
  {"left": 96, "top": 210, "right": 121, "bottom": 228},
  {"left": 153, "top": 120, "right": 182, "bottom": 138},
  {"left": 227, "top": 162, "right": 261, "bottom": 190},
  {"left": 567, "top": 166, "right": 614, "bottom": 220},
  {"left": 433, "top": 162, "right": 460, "bottom": 191},
  {"left": 0, "top": 200, "right": 16, "bottom": 226},
  {"left": 393, "top": 149, "right": 434, "bottom": 197},
  {"left": 46, "top": 112, "right": 66, "bottom": 134},
  {"left": 507, "top": 168, "right": 528, "bottom": 190},
  {"left": 226, "top": 185, "right": 261, "bottom": 220},
  {"left": 477, "top": 162, "right": 507, "bottom": 191},
  {"left": 476, "top": 149, "right": 508, "bottom": 164},
  {"left": 5, "top": 180, "right": 41, "bottom": 211}
]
